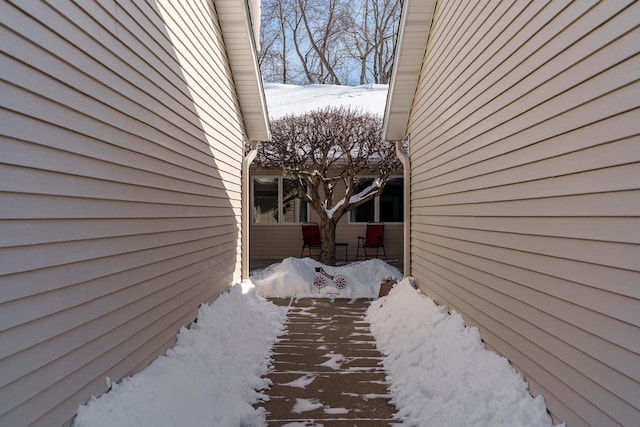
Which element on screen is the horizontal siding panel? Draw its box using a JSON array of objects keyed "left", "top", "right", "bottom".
[
  {"left": 0, "top": 231, "right": 238, "bottom": 305},
  {"left": 0, "top": 193, "right": 241, "bottom": 220},
  {"left": 414, "top": 249, "right": 640, "bottom": 407},
  {"left": 1, "top": 0, "right": 250, "bottom": 424},
  {"left": 0, "top": 225, "right": 237, "bottom": 289},
  {"left": 405, "top": 0, "right": 640, "bottom": 424},
  {"left": 250, "top": 225, "right": 304, "bottom": 260},
  {"left": 42, "top": 3, "right": 242, "bottom": 150},
  {"left": 422, "top": 215, "right": 640, "bottom": 245},
  {"left": 0, "top": 217, "right": 233, "bottom": 248},
  {"left": 409, "top": 260, "right": 587, "bottom": 426},
  {"left": 411, "top": 1, "right": 633, "bottom": 148},
  {"left": 0, "top": 90, "right": 242, "bottom": 186},
  {"left": 413, "top": 163, "right": 640, "bottom": 207},
  {"left": 0, "top": 256, "right": 235, "bottom": 397},
  {"left": 1, "top": 111, "right": 241, "bottom": 189},
  {"left": 0, "top": 48, "right": 239, "bottom": 165},
  {"left": 412, "top": 237, "right": 640, "bottom": 360},
  {"left": 1, "top": 137, "right": 241, "bottom": 196},
  {"left": 412, "top": 190, "right": 640, "bottom": 216},
  {"left": 411, "top": 119, "right": 639, "bottom": 191},
  {"left": 409, "top": 228, "right": 639, "bottom": 328},
  {"left": 0, "top": 164, "right": 236, "bottom": 206},
  {"left": 422, "top": 223, "right": 640, "bottom": 272},
  {"left": 0, "top": 244, "right": 240, "bottom": 365},
  {"left": 412, "top": 0, "right": 567, "bottom": 130},
  {"left": 1, "top": 71, "right": 242, "bottom": 173},
  {"left": 412, "top": 260, "right": 637, "bottom": 426},
  {"left": 412, "top": 72, "right": 640, "bottom": 174},
  {"left": 1, "top": 277, "right": 218, "bottom": 427},
  {"left": 413, "top": 228, "right": 638, "bottom": 300},
  {"left": 7, "top": 0, "right": 245, "bottom": 155}
]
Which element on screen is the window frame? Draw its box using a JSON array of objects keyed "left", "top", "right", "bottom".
[
  {"left": 348, "top": 175, "right": 404, "bottom": 224},
  {"left": 251, "top": 176, "right": 309, "bottom": 224}
]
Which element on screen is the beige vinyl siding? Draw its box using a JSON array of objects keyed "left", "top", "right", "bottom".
[
  {"left": 250, "top": 222, "right": 404, "bottom": 263},
  {"left": 406, "top": 1, "right": 639, "bottom": 426},
  {"left": 0, "top": 1, "right": 250, "bottom": 425}
]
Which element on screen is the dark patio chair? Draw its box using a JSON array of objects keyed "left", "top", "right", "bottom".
[
  {"left": 301, "top": 222, "right": 322, "bottom": 258},
  {"left": 356, "top": 222, "right": 387, "bottom": 260}
]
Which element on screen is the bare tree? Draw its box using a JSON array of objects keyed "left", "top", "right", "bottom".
[
  {"left": 258, "top": 0, "right": 294, "bottom": 83},
  {"left": 370, "top": 0, "right": 400, "bottom": 83},
  {"left": 344, "top": 0, "right": 401, "bottom": 84},
  {"left": 347, "top": 1, "right": 374, "bottom": 85},
  {"left": 290, "top": 0, "right": 351, "bottom": 84},
  {"left": 253, "top": 107, "right": 401, "bottom": 265},
  {"left": 260, "top": 0, "right": 401, "bottom": 85}
]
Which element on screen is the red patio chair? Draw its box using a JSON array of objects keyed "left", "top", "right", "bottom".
[
  {"left": 301, "top": 222, "right": 322, "bottom": 258},
  {"left": 356, "top": 223, "right": 387, "bottom": 260}
]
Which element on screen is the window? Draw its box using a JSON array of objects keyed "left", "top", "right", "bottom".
[
  {"left": 350, "top": 178, "right": 376, "bottom": 223},
  {"left": 253, "top": 177, "right": 308, "bottom": 224},
  {"left": 350, "top": 177, "right": 403, "bottom": 223}
]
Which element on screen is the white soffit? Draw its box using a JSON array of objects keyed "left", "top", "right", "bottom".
[
  {"left": 383, "top": 0, "right": 436, "bottom": 141},
  {"left": 215, "top": 0, "right": 271, "bottom": 141}
]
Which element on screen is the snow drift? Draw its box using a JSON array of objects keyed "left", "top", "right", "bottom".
[
  {"left": 250, "top": 257, "right": 402, "bottom": 298},
  {"left": 73, "top": 260, "right": 559, "bottom": 427},
  {"left": 265, "top": 83, "right": 388, "bottom": 119},
  {"left": 367, "top": 278, "right": 558, "bottom": 427},
  {"left": 73, "top": 286, "right": 286, "bottom": 427}
]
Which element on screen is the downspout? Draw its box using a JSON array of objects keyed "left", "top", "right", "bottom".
[
  {"left": 395, "top": 138, "right": 410, "bottom": 277},
  {"left": 242, "top": 141, "right": 258, "bottom": 280}
]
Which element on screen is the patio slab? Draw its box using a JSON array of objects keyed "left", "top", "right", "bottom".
[{"left": 257, "top": 298, "right": 397, "bottom": 427}]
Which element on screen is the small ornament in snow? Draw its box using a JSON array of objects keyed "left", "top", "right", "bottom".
[{"left": 313, "top": 267, "right": 347, "bottom": 290}]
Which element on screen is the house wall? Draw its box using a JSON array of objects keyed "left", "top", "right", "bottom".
[
  {"left": 0, "top": 1, "right": 247, "bottom": 425},
  {"left": 249, "top": 171, "right": 404, "bottom": 264},
  {"left": 406, "top": 1, "right": 639, "bottom": 426}
]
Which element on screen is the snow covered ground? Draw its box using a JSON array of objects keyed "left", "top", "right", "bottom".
[
  {"left": 251, "top": 257, "right": 402, "bottom": 298},
  {"left": 265, "top": 83, "right": 388, "bottom": 119},
  {"left": 73, "top": 284, "right": 286, "bottom": 427},
  {"left": 74, "top": 258, "right": 558, "bottom": 427},
  {"left": 369, "top": 278, "right": 558, "bottom": 427}
]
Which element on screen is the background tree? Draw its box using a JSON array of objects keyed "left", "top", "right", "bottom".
[
  {"left": 259, "top": 0, "right": 401, "bottom": 85},
  {"left": 368, "top": 0, "right": 401, "bottom": 83},
  {"left": 253, "top": 107, "right": 402, "bottom": 265},
  {"left": 345, "top": 0, "right": 400, "bottom": 84}
]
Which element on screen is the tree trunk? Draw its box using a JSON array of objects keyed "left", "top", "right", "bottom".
[
  {"left": 280, "top": 4, "right": 287, "bottom": 83},
  {"left": 319, "top": 218, "right": 337, "bottom": 266}
]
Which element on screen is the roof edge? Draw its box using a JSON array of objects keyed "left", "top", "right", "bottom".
[
  {"left": 215, "top": 0, "right": 271, "bottom": 141},
  {"left": 382, "top": 0, "right": 436, "bottom": 141}
]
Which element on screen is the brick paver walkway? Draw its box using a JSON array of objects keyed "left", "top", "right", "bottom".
[{"left": 257, "top": 298, "right": 397, "bottom": 426}]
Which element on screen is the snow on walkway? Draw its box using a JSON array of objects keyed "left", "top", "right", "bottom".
[
  {"left": 73, "top": 258, "right": 558, "bottom": 426},
  {"left": 73, "top": 284, "right": 286, "bottom": 427},
  {"left": 259, "top": 298, "right": 397, "bottom": 425},
  {"left": 368, "top": 278, "right": 559, "bottom": 427}
]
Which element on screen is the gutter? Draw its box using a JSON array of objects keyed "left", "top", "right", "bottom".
[
  {"left": 395, "top": 139, "right": 410, "bottom": 277},
  {"left": 242, "top": 141, "right": 258, "bottom": 280}
]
